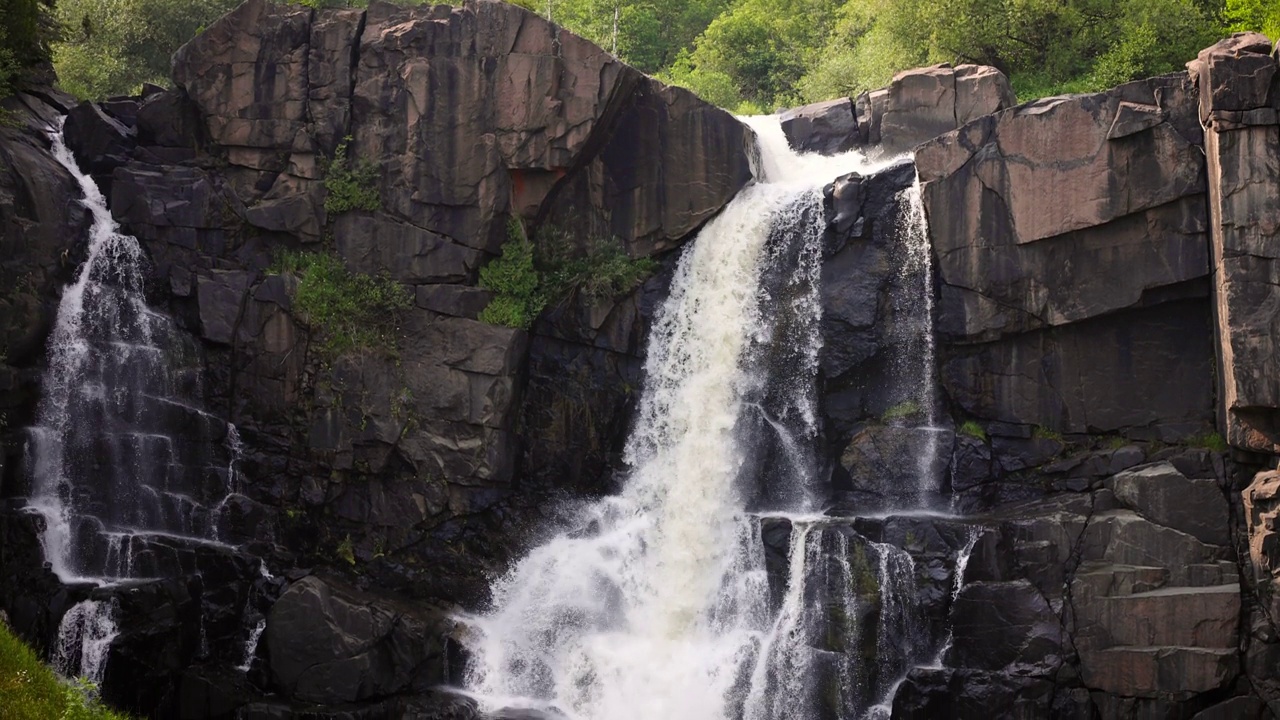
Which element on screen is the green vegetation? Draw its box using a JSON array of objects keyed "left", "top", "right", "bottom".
[
  {"left": 532, "top": 0, "right": 1253, "bottom": 111},
  {"left": 52, "top": 0, "right": 240, "bottom": 99},
  {"left": 35, "top": 0, "right": 1273, "bottom": 107},
  {"left": 1031, "top": 425, "right": 1063, "bottom": 442},
  {"left": 1187, "top": 430, "right": 1229, "bottom": 452},
  {"left": 271, "top": 251, "right": 412, "bottom": 357},
  {"left": 478, "top": 220, "right": 658, "bottom": 330},
  {"left": 881, "top": 399, "right": 922, "bottom": 423},
  {"left": 0, "top": 0, "right": 58, "bottom": 99},
  {"left": 322, "top": 137, "right": 380, "bottom": 215},
  {"left": 0, "top": 621, "right": 131, "bottom": 720},
  {"left": 336, "top": 534, "right": 355, "bottom": 565},
  {"left": 957, "top": 420, "right": 987, "bottom": 442}
]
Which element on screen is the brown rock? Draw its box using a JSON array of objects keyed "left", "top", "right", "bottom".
[
  {"left": 855, "top": 64, "right": 1017, "bottom": 154},
  {"left": 1191, "top": 35, "right": 1280, "bottom": 452},
  {"left": 1080, "top": 646, "right": 1237, "bottom": 698}
]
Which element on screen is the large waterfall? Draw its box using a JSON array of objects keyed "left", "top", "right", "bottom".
[{"left": 461, "top": 116, "right": 924, "bottom": 720}]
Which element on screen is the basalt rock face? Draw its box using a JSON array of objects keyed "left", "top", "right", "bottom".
[
  {"left": 0, "top": 1, "right": 751, "bottom": 718},
  {"left": 4, "top": 8, "right": 1280, "bottom": 720},
  {"left": 883, "top": 34, "right": 1280, "bottom": 717},
  {"left": 1190, "top": 33, "right": 1280, "bottom": 455},
  {"left": 917, "top": 71, "right": 1216, "bottom": 443}
]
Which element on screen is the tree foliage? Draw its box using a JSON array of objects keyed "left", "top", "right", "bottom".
[
  {"left": 53, "top": 0, "right": 241, "bottom": 98},
  {"left": 0, "top": 0, "right": 58, "bottom": 97}
]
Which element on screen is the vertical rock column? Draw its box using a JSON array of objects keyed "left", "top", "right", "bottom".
[{"left": 1191, "top": 34, "right": 1280, "bottom": 454}]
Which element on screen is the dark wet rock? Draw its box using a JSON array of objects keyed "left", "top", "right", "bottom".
[
  {"left": 266, "top": 575, "right": 451, "bottom": 705},
  {"left": 780, "top": 97, "right": 858, "bottom": 155},
  {"left": 63, "top": 101, "right": 136, "bottom": 195},
  {"left": 1106, "top": 461, "right": 1230, "bottom": 545}
]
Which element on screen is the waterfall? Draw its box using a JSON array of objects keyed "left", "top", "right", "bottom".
[
  {"left": 22, "top": 124, "right": 251, "bottom": 687},
  {"left": 26, "top": 124, "right": 241, "bottom": 585},
  {"left": 884, "top": 180, "right": 943, "bottom": 505},
  {"left": 54, "top": 599, "right": 119, "bottom": 688},
  {"left": 461, "top": 117, "right": 900, "bottom": 720}
]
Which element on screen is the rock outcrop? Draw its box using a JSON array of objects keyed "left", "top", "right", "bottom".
[
  {"left": 1189, "top": 33, "right": 1280, "bottom": 454},
  {"left": 0, "top": 1, "right": 752, "bottom": 718},
  {"left": 781, "top": 63, "right": 1017, "bottom": 155},
  {"left": 916, "top": 72, "right": 1215, "bottom": 440}
]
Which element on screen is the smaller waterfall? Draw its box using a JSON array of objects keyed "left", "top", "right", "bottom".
[
  {"left": 27, "top": 124, "right": 243, "bottom": 585},
  {"left": 930, "top": 529, "right": 981, "bottom": 667},
  {"left": 236, "top": 617, "right": 266, "bottom": 673},
  {"left": 54, "top": 599, "right": 119, "bottom": 688},
  {"left": 883, "top": 180, "right": 942, "bottom": 505}
]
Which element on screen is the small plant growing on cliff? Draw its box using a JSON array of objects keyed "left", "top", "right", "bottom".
[
  {"left": 958, "top": 420, "right": 987, "bottom": 442},
  {"left": 1187, "top": 431, "right": 1229, "bottom": 453},
  {"left": 336, "top": 535, "right": 356, "bottom": 566},
  {"left": 881, "top": 400, "right": 922, "bottom": 423},
  {"left": 478, "top": 221, "right": 545, "bottom": 330},
  {"left": 271, "top": 250, "right": 411, "bottom": 356},
  {"left": 322, "top": 136, "right": 380, "bottom": 215},
  {"left": 1032, "top": 425, "right": 1063, "bottom": 442},
  {"left": 478, "top": 220, "right": 658, "bottom": 329}
]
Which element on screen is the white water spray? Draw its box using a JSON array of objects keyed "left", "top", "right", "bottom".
[{"left": 54, "top": 599, "right": 119, "bottom": 688}]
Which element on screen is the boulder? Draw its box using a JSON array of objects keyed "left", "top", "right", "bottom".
[
  {"left": 62, "top": 101, "right": 136, "bottom": 195},
  {"left": 779, "top": 97, "right": 859, "bottom": 155},
  {"left": 1106, "top": 462, "right": 1229, "bottom": 545},
  {"left": 265, "top": 576, "right": 450, "bottom": 705},
  {"left": 859, "top": 63, "right": 1016, "bottom": 153}
]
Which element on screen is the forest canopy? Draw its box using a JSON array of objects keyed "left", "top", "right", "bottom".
[{"left": 1, "top": 0, "right": 1275, "bottom": 110}]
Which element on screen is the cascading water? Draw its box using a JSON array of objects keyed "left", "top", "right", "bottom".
[
  {"left": 53, "top": 599, "right": 118, "bottom": 689},
  {"left": 28, "top": 124, "right": 240, "bottom": 584},
  {"left": 25, "top": 123, "right": 246, "bottom": 680},
  {"left": 460, "top": 117, "right": 907, "bottom": 720},
  {"left": 884, "top": 180, "right": 943, "bottom": 505}
]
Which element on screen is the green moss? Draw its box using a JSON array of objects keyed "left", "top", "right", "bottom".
[
  {"left": 322, "top": 136, "right": 380, "bottom": 215},
  {"left": 478, "top": 220, "right": 659, "bottom": 329},
  {"left": 957, "top": 420, "right": 987, "bottom": 442},
  {"left": 271, "top": 251, "right": 412, "bottom": 357},
  {"left": 1104, "top": 435, "right": 1130, "bottom": 450},
  {"left": 881, "top": 400, "right": 922, "bottom": 423},
  {"left": 1032, "top": 426, "right": 1063, "bottom": 442},
  {"left": 0, "top": 621, "right": 132, "bottom": 720},
  {"left": 1187, "top": 431, "right": 1229, "bottom": 453}
]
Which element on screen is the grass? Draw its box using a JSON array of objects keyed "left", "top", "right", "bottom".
[
  {"left": 1187, "top": 431, "right": 1229, "bottom": 453},
  {"left": 0, "top": 621, "right": 131, "bottom": 720},
  {"left": 1032, "top": 426, "right": 1064, "bottom": 442},
  {"left": 271, "top": 251, "right": 412, "bottom": 357},
  {"left": 957, "top": 420, "right": 987, "bottom": 442}
]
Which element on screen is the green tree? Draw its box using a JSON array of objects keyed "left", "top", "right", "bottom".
[
  {"left": 1226, "top": 0, "right": 1280, "bottom": 38},
  {"left": 53, "top": 0, "right": 241, "bottom": 98},
  {"left": 0, "top": 0, "right": 58, "bottom": 97}
]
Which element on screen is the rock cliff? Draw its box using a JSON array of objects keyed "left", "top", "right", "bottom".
[{"left": 1, "top": 1, "right": 1279, "bottom": 717}]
